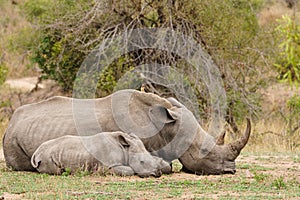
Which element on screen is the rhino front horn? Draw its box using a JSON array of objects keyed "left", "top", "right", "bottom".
[{"left": 227, "top": 118, "right": 251, "bottom": 159}]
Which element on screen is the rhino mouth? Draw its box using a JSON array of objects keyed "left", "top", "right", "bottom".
[
  {"left": 194, "top": 169, "right": 236, "bottom": 175},
  {"left": 182, "top": 165, "right": 236, "bottom": 175},
  {"left": 223, "top": 168, "right": 236, "bottom": 174},
  {"left": 137, "top": 169, "right": 162, "bottom": 178}
]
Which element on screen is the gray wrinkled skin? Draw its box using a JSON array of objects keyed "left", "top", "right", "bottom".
[
  {"left": 3, "top": 89, "right": 250, "bottom": 175},
  {"left": 31, "top": 132, "right": 171, "bottom": 177}
]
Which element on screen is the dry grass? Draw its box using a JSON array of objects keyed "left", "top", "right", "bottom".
[
  {"left": 248, "top": 119, "right": 294, "bottom": 152},
  {"left": 0, "top": 118, "right": 8, "bottom": 146},
  {"left": 0, "top": 84, "right": 14, "bottom": 145},
  {"left": 258, "top": 0, "right": 300, "bottom": 26},
  {"left": 0, "top": 0, "right": 38, "bottom": 78}
]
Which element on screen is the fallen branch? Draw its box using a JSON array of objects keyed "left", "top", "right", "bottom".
[
  {"left": 259, "top": 131, "right": 284, "bottom": 137},
  {"left": 67, "top": 191, "right": 114, "bottom": 196}
]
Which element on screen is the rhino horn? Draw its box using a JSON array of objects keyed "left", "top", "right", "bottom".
[
  {"left": 227, "top": 118, "right": 251, "bottom": 159},
  {"left": 216, "top": 130, "right": 226, "bottom": 145}
]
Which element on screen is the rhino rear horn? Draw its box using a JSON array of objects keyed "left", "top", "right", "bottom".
[
  {"left": 227, "top": 118, "right": 251, "bottom": 159},
  {"left": 216, "top": 130, "right": 226, "bottom": 145}
]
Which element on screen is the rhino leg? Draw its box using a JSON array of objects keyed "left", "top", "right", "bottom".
[
  {"left": 110, "top": 166, "right": 135, "bottom": 176},
  {"left": 180, "top": 165, "right": 193, "bottom": 174},
  {"left": 3, "top": 140, "right": 34, "bottom": 171}
]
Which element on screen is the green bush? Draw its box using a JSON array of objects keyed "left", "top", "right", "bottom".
[
  {"left": 285, "top": 95, "right": 300, "bottom": 150},
  {"left": 24, "top": 0, "right": 93, "bottom": 90},
  {"left": 23, "top": 0, "right": 50, "bottom": 20},
  {"left": 274, "top": 15, "right": 300, "bottom": 86},
  {"left": 0, "top": 64, "right": 8, "bottom": 85},
  {"left": 287, "top": 95, "right": 300, "bottom": 111}
]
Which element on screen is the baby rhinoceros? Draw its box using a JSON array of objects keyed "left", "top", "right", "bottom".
[{"left": 31, "top": 131, "right": 171, "bottom": 177}]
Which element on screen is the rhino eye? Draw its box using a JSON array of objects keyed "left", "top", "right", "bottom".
[
  {"left": 140, "top": 161, "right": 145, "bottom": 165},
  {"left": 200, "top": 148, "right": 209, "bottom": 155}
]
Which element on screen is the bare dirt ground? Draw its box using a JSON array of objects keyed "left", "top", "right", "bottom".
[
  {"left": 86, "top": 154, "right": 299, "bottom": 182},
  {"left": 0, "top": 77, "right": 66, "bottom": 117},
  {"left": 5, "top": 77, "right": 44, "bottom": 92}
]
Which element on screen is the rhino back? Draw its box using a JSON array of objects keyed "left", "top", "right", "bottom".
[
  {"left": 80, "top": 133, "right": 126, "bottom": 168},
  {"left": 33, "top": 134, "right": 126, "bottom": 174},
  {"left": 4, "top": 97, "right": 74, "bottom": 151},
  {"left": 32, "top": 135, "right": 96, "bottom": 174}
]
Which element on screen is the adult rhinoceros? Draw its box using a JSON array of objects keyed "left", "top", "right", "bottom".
[{"left": 3, "top": 89, "right": 251, "bottom": 175}]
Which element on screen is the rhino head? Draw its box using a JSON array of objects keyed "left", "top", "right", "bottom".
[
  {"left": 179, "top": 118, "right": 251, "bottom": 175},
  {"left": 122, "top": 132, "right": 172, "bottom": 177},
  {"left": 142, "top": 96, "right": 251, "bottom": 175}
]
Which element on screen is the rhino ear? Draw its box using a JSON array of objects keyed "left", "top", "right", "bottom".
[
  {"left": 118, "top": 134, "right": 131, "bottom": 148},
  {"left": 150, "top": 105, "right": 179, "bottom": 124},
  {"left": 31, "top": 153, "right": 41, "bottom": 168}
]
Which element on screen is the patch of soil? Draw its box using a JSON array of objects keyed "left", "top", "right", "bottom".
[
  {"left": 0, "top": 192, "right": 24, "bottom": 200},
  {"left": 4, "top": 77, "right": 49, "bottom": 93},
  {"left": 237, "top": 154, "right": 300, "bottom": 181},
  {"left": 0, "top": 77, "right": 67, "bottom": 119}
]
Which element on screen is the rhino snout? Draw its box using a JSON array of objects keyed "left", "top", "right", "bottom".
[
  {"left": 152, "top": 169, "right": 162, "bottom": 177},
  {"left": 160, "top": 164, "right": 172, "bottom": 174}
]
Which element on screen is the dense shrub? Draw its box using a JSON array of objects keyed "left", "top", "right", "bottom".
[
  {"left": 0, "top": 64, "right": 8, "bottom": 85},
  {"left": 275, "top": 15, "right": 300, "bottom": 86},
  {"left": 0, "top": 53, "right": 8, "bottom": 85},
  {"left": 24, "top": 0, "right": 266, "bottom": 125}
]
